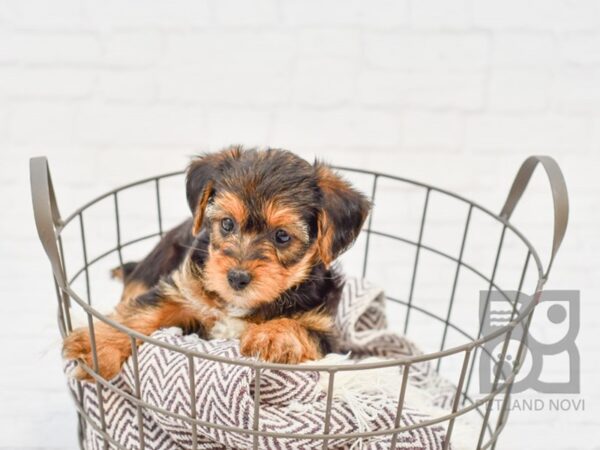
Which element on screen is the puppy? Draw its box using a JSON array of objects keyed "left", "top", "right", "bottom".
[{"left": 63, "top": 147, "right": 370, "bottom": 380}]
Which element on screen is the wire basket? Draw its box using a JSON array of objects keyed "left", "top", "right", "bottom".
[{"left": 30, "top": 155, "right": 568, "bottom": 450}]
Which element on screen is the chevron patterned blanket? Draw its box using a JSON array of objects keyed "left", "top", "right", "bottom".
[{"left": 68, "top": 278, "right": 466, "bottom": 450}]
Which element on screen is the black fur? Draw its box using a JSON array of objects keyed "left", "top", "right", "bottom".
[
  {"left": 316, "top": 165, "right": 371, "bottom": 260},
  {"left": 124, "top": 218, "right": 194, "bottom": 289},
  {"left": 133, "top": 286, "right": 210, "bottom": 337},
  {"left": 133, "top": 286, "right": 165, "bottom": 308},
  {"left": 248, "top": 263, "right": 343, "bottom": 320}
]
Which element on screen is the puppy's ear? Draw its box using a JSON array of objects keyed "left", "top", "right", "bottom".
[
  {"left": 186, "top": 146, "right": 243, "bottom": 235},
  {"left": 315, "top": 163, "right": 371, "bottom": 266}
]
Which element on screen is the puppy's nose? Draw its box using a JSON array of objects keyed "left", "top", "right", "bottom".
[{"left": 227, "top": 269, "right": 252, "bottom": 291}]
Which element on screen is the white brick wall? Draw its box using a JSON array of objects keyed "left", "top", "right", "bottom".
[{"left": 1, "top": 1, "right": 599, "bottom": 449}]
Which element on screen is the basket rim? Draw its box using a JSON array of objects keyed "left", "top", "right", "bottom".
[{"left": 57, "top": 165, "right": 545, "bottom": 372}]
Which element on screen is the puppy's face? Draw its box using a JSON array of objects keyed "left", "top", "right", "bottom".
[
  {"left": 202, "top": 192, "right": 316, "bottom": 310},
  {"left": 186, "top": 147, "right": 370, "bottom": 310}
]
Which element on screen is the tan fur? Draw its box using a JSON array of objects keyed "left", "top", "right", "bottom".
[
  {"left": 203, "top": 241, "right": 318, "bottom": 310},
  {"left": 240, "top": 317, "right": 320, "bottom": 364},
  {"left": 63, "top": 321, "right": 131, "bottom": 381},
  {"left": 120, "top": 280, "right": 150, "bottom": 303},
  {"left": 264, "top": 202, "right": 309, "bottom": 242},
  {"left": 293, "top": 309, "right": 333, "bottom": 334},
  {"left": 317, "top": 213, "right": 335, "bottom": 266},
  {"left": 314, "top": 165, "right": 341, "bottom": 266},
  {"left": 192, "top": 180, "right": 214, "bottom": 235},
  {"left": 63, "top": 277, "right": 221, "bottom": 381},
  {"left": 213, "top": 191, "right": 248, "bottom": 226},
  {"left": 110, "top": 266, "right": 125, "bottom": 281},
  {"left": 315, "top": 164, "right": 350, "bottom": 193}
]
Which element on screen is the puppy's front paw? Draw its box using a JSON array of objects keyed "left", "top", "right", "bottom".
[
  {"left": 240, "top": 319, "right": 318, "bottom": 364},
  {"left": 63, "top": 325, "right": 130, "bottom": 381}
]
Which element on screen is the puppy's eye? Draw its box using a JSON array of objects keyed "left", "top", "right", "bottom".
[
  {"left": 274, "top": 229, "right": 291, "bottom": 245},
  {"left": 221, "top": 218, "right": 234, "bottom": 233}
]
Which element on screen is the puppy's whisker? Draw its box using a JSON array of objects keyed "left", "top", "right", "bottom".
[
  {"left": 301, "top": 274, "right": 340, "bottom": 282},
  {"left": 180, "top": 244, "right": 209, "bottom": 252}
]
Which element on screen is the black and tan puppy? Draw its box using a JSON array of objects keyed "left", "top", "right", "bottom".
[{"left": 64, "top": 147, "right": 370, "bottom": 380}]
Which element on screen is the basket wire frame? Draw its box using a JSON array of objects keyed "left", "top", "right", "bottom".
[{"left": 30, "top": 155, "right": 569, "bottom": 450}]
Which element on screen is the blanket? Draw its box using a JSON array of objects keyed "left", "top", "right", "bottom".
[{"left": 67, "top": 278, "right": 471, "bottom": 450}]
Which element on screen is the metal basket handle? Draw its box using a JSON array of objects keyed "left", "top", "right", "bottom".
[
  {"left": 30, "top": 156, "right": 67, "bottom": 289},
  {"left": 500, "top": 155, "right": 569, "bottom": 280}
]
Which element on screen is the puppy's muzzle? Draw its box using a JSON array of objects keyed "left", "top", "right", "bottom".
[{"left": 227, "top": 268, "right": 252, "bottom": 291}]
